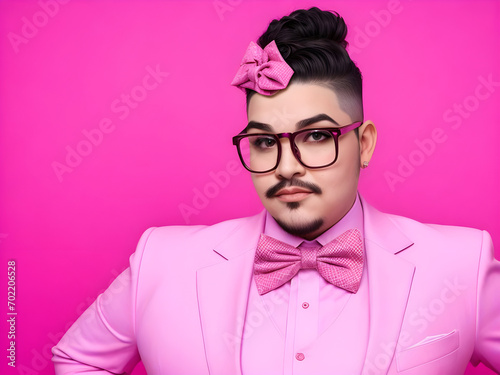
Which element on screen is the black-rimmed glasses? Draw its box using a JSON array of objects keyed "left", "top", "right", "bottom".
[{"left": 232, "top": 121, "right": 362, "bottom": 173}]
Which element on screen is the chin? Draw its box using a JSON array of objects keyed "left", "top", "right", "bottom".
[{"left": 274, "top": 216, "right": 324, "bottom": 239}]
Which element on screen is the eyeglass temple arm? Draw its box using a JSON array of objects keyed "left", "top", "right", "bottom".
[{"left": 338, "top": 121, "right": 363, "bottom": 135}]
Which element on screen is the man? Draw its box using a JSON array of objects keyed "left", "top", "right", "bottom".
[{"left": 52, "top": 7, "right": 500, "bottom": 374}]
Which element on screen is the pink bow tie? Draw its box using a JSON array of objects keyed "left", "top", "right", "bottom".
[
  {"left": 231, "top": 40, "right": 294, "bottom": 96},
  {"left": 254, "top": 229, "right": 364, "bottom": 295}
]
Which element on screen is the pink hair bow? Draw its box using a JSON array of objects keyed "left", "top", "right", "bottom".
[{"left": 231, "top": 40, "right": 294, "bottom": 96}]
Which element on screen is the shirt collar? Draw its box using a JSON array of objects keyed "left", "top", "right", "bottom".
[{"left": 263, "top": 193, "right": 364, "bottom": 248}]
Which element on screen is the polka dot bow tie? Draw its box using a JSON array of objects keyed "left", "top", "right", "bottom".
[{"left": 253, "top": 229, "right": 364, "bottom": 295}]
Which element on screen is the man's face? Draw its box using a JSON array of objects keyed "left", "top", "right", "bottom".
[{"left": 247, "top": 83, "right": 362, "bottom": 240}]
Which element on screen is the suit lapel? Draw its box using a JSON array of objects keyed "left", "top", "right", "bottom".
[
  {"left": 360, "top": 197, "right": 416, "bottom": 374},
  {"left": 196, "top": 212, "right": 265, "bottom": 375}
]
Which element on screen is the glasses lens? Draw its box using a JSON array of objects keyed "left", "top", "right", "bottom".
[
  {"left": 238, "top": 134, "right": 278, "bottom": 172},
  {"left": 294, "top": 129, "right": 337, "bottom": 167}
]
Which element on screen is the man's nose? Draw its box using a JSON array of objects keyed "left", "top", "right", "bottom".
[{"left": 274, "top": 138, "right": 306, "bottom": 179}]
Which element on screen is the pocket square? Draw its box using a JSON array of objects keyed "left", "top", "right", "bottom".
[{"left": 396, "top": 330, "right": 459, "bottom": 372}]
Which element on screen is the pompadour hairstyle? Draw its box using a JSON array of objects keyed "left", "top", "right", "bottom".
[{"left": 247, "top": 7, "right": 364, "bottom": 123}]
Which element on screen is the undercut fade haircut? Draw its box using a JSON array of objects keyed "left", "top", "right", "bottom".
[{"left": 246, "top": 7, "right": 364, "bottom": 123}]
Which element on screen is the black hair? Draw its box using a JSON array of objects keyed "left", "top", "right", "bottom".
[{"left": 246, "top": 7, "right": 363, "bottom": 122}]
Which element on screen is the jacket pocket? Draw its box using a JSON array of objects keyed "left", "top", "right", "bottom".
[{"left": 396, "top": 330, "right": 459, "bottom": 372}]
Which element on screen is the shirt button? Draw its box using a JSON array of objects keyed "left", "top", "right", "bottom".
[
  {"left": 302, "top": 302, "right": 309, "bottom": 309},
  {"left": 295, "top": 353, "right": 305, "bottom": 361}
]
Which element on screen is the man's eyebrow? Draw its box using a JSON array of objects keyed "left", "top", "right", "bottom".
[
  {"left": 244, "top": 121, "right": 273, "bottom": 133},
  {"left": 244, "top": 113, "right": 339, "bottom": 133},
  {"left": 296, "top": 114, "right": 339, "bottom": 130}
]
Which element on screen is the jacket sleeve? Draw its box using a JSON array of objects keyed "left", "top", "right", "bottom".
[
  {"left": 471, "top": 230, "right": 500, "bottom": 372},
  {"left": 51, "top": 227, "right": 156, "bottom": 374}
]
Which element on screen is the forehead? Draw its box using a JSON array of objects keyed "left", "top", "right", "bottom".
[{"left": 247, "top": 83, "right": 353, "bottom": 131}]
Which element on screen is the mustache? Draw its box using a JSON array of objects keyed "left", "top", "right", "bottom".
[{"left": 265, "top": 178, "right": 322, "bottom": 198}]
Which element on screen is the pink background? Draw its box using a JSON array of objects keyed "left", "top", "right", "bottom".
[{"left": 0, "top": 0, "right": 499, "bottom": 374}]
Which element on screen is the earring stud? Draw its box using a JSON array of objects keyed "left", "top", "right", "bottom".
[{"left": 362, "top": 161, "right": 369, "bottom": 169}]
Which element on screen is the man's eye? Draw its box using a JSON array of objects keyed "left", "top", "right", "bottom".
[
  {"left": 253, "top": 137, "right": 277, "bottom": 148},
  {"left": 304, "top": 131, "right": 331, "bottom": 142}
]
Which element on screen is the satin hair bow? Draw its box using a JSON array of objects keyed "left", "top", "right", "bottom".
[
  {"left": 231, "top": 40, "right": 294, "bottom": 96},
  {"left": 253, "top": 229, "right": 364, "bottom": 295}
]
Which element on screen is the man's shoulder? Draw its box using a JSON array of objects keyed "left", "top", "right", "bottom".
[
  {"left": 362, "top": 198, "right": 488, "bottom": 252},
  {"left": 137, "top": 211, "right": 265, "bottom": 251},
  {"left": 386, "top": 211, "right": 484, "bottom": 242},
  {"left": 152, "top": 211, "right": 262, "bottom": 236},
  {"left": 130, "top": 212, "right": 265, "bottom": 271},
  {"left": 379, "top": 210, "right": 490, "bottom": 267}
]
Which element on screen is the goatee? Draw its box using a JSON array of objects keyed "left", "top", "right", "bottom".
[{"left": 274, "top": 217, "right": 324, "bottom": 238}]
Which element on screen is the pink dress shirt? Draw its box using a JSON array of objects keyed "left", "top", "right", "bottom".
[{"left": 242, "top": 196, "right": 371, "bottom": 374}]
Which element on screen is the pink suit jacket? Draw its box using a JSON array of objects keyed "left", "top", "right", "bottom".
[{"left": 52, "top": 197, "right": 500, "bottom": 374}]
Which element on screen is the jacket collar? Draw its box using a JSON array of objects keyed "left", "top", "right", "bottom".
[
  {"left": 360, "top": 195, "right": 414, "bottom": 254},
  {"left": 196, "top": 211, "right": 265, "bottom": 375},
  {"left": 359, "top": 196, "right": 416, "bottom": 374}
]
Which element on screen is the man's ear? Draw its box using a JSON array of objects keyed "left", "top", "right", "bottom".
[{"left": 358, "top": 120, "right": 377, "bottom": 168}]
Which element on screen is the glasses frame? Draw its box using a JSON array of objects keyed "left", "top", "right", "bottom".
[{"left": 232, "top": 121, "right": 363, "bottom": 173}]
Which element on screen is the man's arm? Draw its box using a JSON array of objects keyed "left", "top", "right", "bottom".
[
  {"left": 51, "top": 227, "right": 156, "bottom": 374},
  {"left": 471, "top": 230, "right": 500, "bottom": 372}
]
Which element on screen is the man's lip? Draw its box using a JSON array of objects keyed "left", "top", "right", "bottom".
[
  {"left": 265, "top": 179, "right": 322, "bottom": 199},
  {"left": 275, "top": 187, "right": 312, "bottom": 196},
  {"left": 274, "top": 187, "right": 313, "bottom": 202}
]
